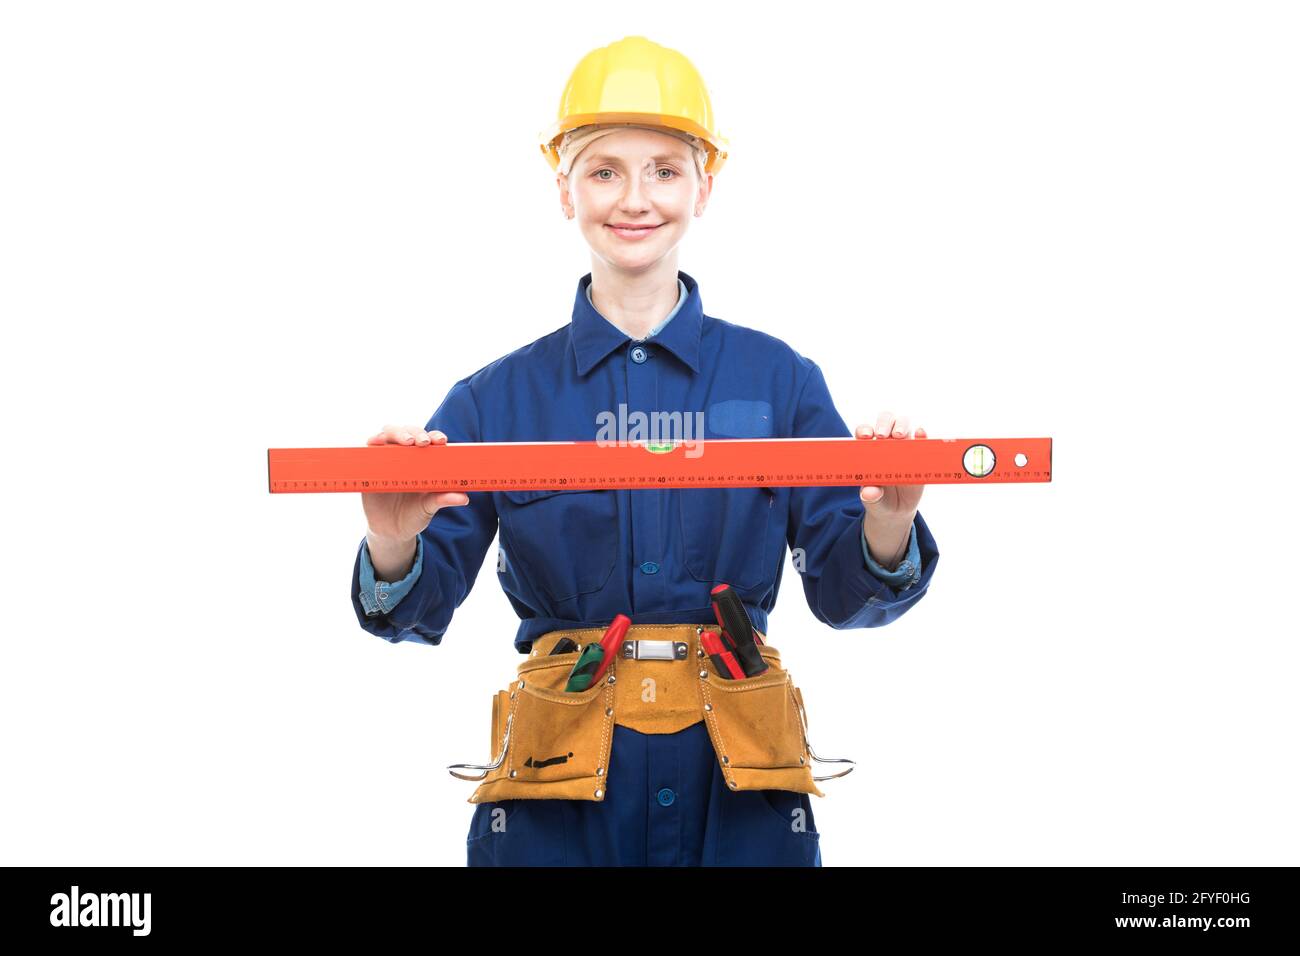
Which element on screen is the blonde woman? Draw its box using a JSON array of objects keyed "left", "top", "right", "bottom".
[{"left": 353, "top": 36, "right": 938, "bottom": 866}]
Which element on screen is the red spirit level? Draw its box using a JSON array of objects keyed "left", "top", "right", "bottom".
[{"left": 266, "top": 436, "right": 1052, "bottom": 493}]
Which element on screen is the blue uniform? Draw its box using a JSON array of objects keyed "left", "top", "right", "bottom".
[{"left": 351, "top": 270, "right": 939, "bottom": 865}]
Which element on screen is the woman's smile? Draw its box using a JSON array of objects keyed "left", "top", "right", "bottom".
[{"left": 606, "top": 223, "right": 663, "bottom": 240}]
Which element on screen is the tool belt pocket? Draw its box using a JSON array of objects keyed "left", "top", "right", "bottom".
[
  {"left": 452, "top": 651, "right": 616, "bottom": 804},
  {"left": 699, "top": 647, "right": 830, "bottom": 798}
]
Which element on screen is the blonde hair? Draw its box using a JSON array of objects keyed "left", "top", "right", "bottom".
[{"left": 557, "top": 123, "right": 708, "bottom": 184}]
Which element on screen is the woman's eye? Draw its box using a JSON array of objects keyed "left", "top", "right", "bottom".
[{"left": 591, "top": 168, "right": 676, "bottom": 181}]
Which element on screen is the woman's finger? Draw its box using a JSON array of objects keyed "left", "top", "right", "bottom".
[{"left": 422, "top": 491, "right": 469, "bottom": 517}]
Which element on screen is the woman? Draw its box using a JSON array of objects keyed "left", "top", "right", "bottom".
[{"left": 351, "top": 36, "right": 939, "bottom": 866}]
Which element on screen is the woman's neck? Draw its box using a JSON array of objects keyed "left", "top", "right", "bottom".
[{"left": 588, "top": 259, "right": 681, "bottom": 340}]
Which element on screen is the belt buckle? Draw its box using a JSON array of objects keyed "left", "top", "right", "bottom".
[{"left": 622, "top": 639, "right": 689, "bottom": 661}]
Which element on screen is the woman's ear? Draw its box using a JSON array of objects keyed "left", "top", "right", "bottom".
[
  {"left": 695, "top": 172, "right": 713, "bottom": 216},
  {"left": 557, "top": 173, "right": 574, "bottom": 218}
]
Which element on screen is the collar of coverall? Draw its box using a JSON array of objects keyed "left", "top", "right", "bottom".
[{"left": 570, "top": 269, "right": 704, "bottom": 377}]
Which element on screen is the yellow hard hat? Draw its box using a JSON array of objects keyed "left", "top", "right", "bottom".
[{"left": 539, "top": 36, "right": 729, "bottom": 176}]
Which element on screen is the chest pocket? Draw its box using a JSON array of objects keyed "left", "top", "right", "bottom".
[
  {"left": 677, "top": 486, "right": 776, "bottom": 592},
  {"left": 499, "top": 488, "right": 619, "bottom": 605}
]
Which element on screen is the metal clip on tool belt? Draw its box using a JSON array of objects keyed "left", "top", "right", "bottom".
[{"left": 447, "top": 622, "right": 855, "bottom": 804}]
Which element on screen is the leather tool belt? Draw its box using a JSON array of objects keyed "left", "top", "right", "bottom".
[{"left": 448, "top": 623, "right": 854, "bottom": 804}]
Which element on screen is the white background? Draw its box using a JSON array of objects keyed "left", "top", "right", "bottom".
[{"left": 1, "top": 0, "right": 1296, "bottom": 866}]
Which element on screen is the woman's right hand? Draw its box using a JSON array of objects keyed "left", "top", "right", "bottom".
[{"left": 361, "top": 424, "right": 471, "bottom": 544}]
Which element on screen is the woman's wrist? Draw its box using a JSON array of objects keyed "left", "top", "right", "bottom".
[{"left": 366, "top": 532, "right": 418, "bottom": 581}]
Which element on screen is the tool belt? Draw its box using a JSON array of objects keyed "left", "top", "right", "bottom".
[{"left": 448, "top": 623, "right": 854, "bottom": 804}]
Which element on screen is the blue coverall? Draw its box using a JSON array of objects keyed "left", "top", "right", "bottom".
[{"left": 351, "top": 270, "right": 939, "bottom": 865}]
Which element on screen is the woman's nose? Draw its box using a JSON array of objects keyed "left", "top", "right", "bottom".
[{"left": 618, "top": 174, "right": 651, "bottom": 211}]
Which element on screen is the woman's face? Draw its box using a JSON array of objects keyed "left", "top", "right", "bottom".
[{"left": 558, "top": 127, "right": 712, "bottom": 274}]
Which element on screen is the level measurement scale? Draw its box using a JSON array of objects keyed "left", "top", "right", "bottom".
[{"left": 267, "top": 436, "right": 1052, "bottom": 494}]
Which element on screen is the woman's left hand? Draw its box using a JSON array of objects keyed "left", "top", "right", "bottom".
[{"left": 854, "top": 412, "right": 926, "bottom": 518}]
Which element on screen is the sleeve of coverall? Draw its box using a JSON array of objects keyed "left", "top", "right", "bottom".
[
  {"left": 786, "top": 360, "right": 939, "bottom": 629},
  {"left": 350, "top": 378, "right": 499, "bottom": 646}
]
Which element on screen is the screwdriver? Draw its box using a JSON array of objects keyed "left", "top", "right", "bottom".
[
  {"left": 710, "top": 584, "right": 768, "bottom": 677},
  {"left": 564, "top": 614, "right": 631, "bottom": 692}
]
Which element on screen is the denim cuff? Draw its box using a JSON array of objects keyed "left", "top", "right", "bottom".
[
  {"left": 862, "top": 520, "right": 922, "bottom": 590},
  {"left": 358, "top": 536, "right": 424, "bottom": 617}
]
